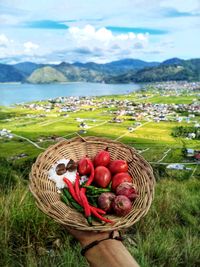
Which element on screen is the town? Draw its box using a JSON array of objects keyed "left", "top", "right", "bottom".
[{"left": 1, "top": 81, "right": 200, "bottom": 175}]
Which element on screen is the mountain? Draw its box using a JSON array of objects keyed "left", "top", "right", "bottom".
[
  {"left": 27, "top": 66, "right": 68, "bottom": 83},
  {"left": 104, "top": 58, "right": 159, "bottom": 71},
  {"left": 55, "top": 62, "right": 106, "bottom": 82},
  {"left": 0, "top": 63, "right": 24, "bottom": 82},
  {"left": 27, "top": 62, "right": 106, "bottom": 83},
  {"left": 14, "top": 62, "right": 43, "bottom": 76},
  {"left": 106, "top": 58, "right": 200, "bottom": 83},
  {"left": 73, "top": 59, "right": 159, "bottom": 74},
  {"left": 0, "top": 58, "right": 199, "bottom": 83},
  {"left": 161, "top": 57, "right": 183, "bottom": 66}
]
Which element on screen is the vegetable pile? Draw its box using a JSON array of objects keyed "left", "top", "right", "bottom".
[{"left": 49, "top": 148, "right": 138, "bottom": 225}]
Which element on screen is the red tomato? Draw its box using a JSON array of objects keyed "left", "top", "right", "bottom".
[
  {"left": 94, "top": 150, "right": 110, "bottom": 167},
  {"left": 111, "top": 172, "right": 132, "bottom": 191},
  {"left": 78, "top": 158, "right": 91, "bottom": 175},
  {"left": 94, "top": 166, "right": 111, "bottom": 188},
  {"left": 108, "top": 160, "right": 128, "bottom": 174}
]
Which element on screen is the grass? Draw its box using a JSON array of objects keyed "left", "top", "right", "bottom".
[
  {"left": 0, "top": 176, "right": 199, "bottom": 267},
  {"left": 144, "top": 95, "right": 195, "bottom": 104},
  {"left": 0, "top": 140, "right": 40, "bottom": 159},
  {"left": 128, "top": 178, "right": 200, "bottom": 267},
  {"left": 0, "top": 181, "right": 88, "bottom": 267}
]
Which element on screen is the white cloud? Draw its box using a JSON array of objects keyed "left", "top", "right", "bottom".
[
  {"left": 23, "top": 41, "right": 39, "bottom": 53},
  {"left": 66, "top": 24, "right": 149, "bottom": 62},
  {"left": 0, "top": 34, "right": 10, "bottom": 47},
  {"left": 68, "top": 24, "right": 148, "bottom": 44},
  {"left": 0, "top": 38, "right": 41, "bottom": 63}
]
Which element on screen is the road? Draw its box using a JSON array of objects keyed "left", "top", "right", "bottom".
[
  {"left": 13, "top": 133, "right": 45, "bottom": 150},
  {"left": 115, "top": 122, "right": 150, "bottom": 141},
  {"left": 157, "top": 148, "right": 172, "bottom": 163}
]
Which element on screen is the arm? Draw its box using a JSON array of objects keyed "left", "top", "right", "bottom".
[{"left": 67, "top": 228, "right": 140, "bottom": 267}]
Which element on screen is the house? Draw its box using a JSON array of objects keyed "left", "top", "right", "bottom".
[
  {"left": 166, "top": 164, "right": 185, "bottom": 170},
  {"left": 0, "top": 129, "right": 13, "bottom": 139},
  {"left": 59, "top": 107, "right": 68, "bottom": 112},
  {"left": 185, "top": 117, "right": 190, "bottom": 123},
  {"left": 10, "top": 153, "right": 28, "bottom": 160},
  {"left": 177, "top": 117, "right": 183, "bottom": 123},
  {"left": 78, "top": 130, "right": 87, "bottom": 134},
  {"left": 127, "top": 127, "right": 134, "bottom": 132},
  {"left": 186, "top": 148, "right": 195, "bottom": 157},
  {"left": 188, "top": 133, "right": 196, "bottom": 139},
  {"left": 194, "top": 152, "right": 200, "bottom": 161},
  {"left": 111, "top": 117, "right": 124, "bottom": 123},
  {"left": 159, "top": 115, "right": 167, "bottom": 121},
  {"left": 79, "top": 122, "right": 88, "bottom": 129}
]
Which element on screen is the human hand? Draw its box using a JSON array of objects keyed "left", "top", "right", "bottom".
[{"left": 66, "top": 227, "right": 119, "bottom": 247}]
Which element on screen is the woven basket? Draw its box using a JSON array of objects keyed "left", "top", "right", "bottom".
[{"left": 29, "top": 136, "right": 155, "bottom": 231}]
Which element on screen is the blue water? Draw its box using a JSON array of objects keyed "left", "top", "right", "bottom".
[{"left": 0, "top": 82, "right": 141, "bottom": 106}]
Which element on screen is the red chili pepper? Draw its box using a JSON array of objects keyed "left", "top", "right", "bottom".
[
  {"left": 90, "top": 206, "right": 113, "bottom": 224},
  {"left": 85, "top": 158, "right": 94, "bottom": 186},
  {"left": 90, "top": 206, "right": 106, "bottom": 215},
  {"left": 63, "top": 177, "right": 80, "bottom": 204},
  {"left": 81, "top": 157, "right": 95, "bottom": 195},
  {"left": 74, "top": 173, "right": 82, "bottom": 204},
  {"left": 80, "top": 190, "right": 92, "bottom": 224}
]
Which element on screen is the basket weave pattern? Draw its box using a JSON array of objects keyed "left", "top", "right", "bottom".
[{"left": 29, "top": 136, "right": 155, "bottom": 231}]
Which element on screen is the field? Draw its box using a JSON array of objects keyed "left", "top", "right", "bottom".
[{"left": 0, "top": 86, "right": 200, "bottom": 267}]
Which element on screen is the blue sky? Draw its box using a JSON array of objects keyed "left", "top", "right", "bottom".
[{"left": 0, "top": 0, "right": 200, "bottom": 64}]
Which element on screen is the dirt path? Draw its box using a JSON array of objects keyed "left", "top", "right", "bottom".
[
  {"left": 157, "top": 148, "right": 172, "bottom": 163},
  {"left": 13, "top": 133, "right": 45, "bottom": 150},
  {"left": 139, "top": 148, "right": 150, "bottom": 154},
  {"left": 115, "top": 122, "right": 150, "bottom": 141},
  {"left": 150, "top": 162, "right": 199, "bottom": 165},
  {"left": 189, "top": 164, "right": 198, "bottom": 178},
  {"left": 88, "top": 120, "right": 108, "bottom": 129}
]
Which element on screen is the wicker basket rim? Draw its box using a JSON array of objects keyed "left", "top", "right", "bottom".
[{"left": 29, "top": 135, "right": 155, "bottom": 231}]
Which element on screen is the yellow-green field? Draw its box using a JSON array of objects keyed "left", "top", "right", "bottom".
[{"left": 0, "top": 90, "right": 200, "bottom": 182}]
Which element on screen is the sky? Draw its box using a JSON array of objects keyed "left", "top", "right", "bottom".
[{"left": 0, "top": 0, "right": 200, "bottom": 64}]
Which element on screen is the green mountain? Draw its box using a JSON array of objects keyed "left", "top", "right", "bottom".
[
  {"left": 14, "top": 62, "right": 43, "bottom": 76},
  {"left": 73, "top": 59, "right": 159, "bottom": 74},
  {"left": 161, "top": 57, "right": 183, "bottom": 66},
  {"left": 0, "top": 63, "right": 24, "bottom": 82},
  {"left": 27, "top": 66, "right": 68, "bottom": 83},
  {"left": 55, "top": 62, "right": 106, "bottom": 82},
  {"left": 27, "top": 63, "right": 106, "bottom": 83},
  {"left": 0, "top": 58, "right": 199, "bottom": 83},
  {"left": 106, "top": 58, "right": 200, "bottom": 83}
]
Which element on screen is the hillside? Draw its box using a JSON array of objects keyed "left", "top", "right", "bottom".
[
  {"left": 106, "top": 58, "right": 200, "bottom": 83},
  {"left": 55, "top": 62, "right": 106, "bottom": 82},
  {"left": 73, "top": 59, "right": 159, "bottom": 74},
  {"left": 0, "top": 63, "right": 24, "bottom": 82},
  {"left": 14, "top": 62, "right": 43, "bottom": 76},
  {"left": 27, "top": 66, "right": 68, "bottom": 83},
  {"left": 0, "top": 58, "right": 199, "bottom": 83}
]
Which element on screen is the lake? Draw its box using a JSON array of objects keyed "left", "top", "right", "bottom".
[{"left": 0, "top": 82, "right": 141, "bottom": 106}]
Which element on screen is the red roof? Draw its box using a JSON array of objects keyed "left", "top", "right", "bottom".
[{"left": 194, "top": 153, "right": 200, "bottom": 160}]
